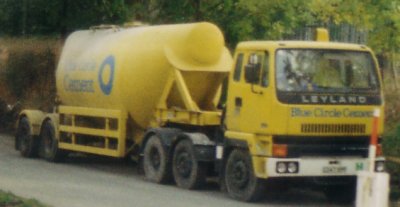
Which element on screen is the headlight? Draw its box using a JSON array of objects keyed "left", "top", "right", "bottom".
[
  {"left": 276, "top": 162, "right": 287, "bottom": 173},
  {"left": 375, "top": 161, "right": 385, "bottom": 172},
  {"left": 276, "top": 161, "right": 299, "bottom": 174},
  {"left": 287, "top": 162, "right": 299, "bottom": 173}
]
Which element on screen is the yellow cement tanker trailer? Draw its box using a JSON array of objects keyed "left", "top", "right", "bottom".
[{"left": 16, "top": 22, "right": 232, "bottom": 189}]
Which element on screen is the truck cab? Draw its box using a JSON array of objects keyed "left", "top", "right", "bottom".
[{"left": 223, "top": 37, "right": 385, "bottom": 201}]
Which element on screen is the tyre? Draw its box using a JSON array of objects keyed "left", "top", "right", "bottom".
[
  {"left": 143, "top": 135, "right": 172, "bottom": 183},
  {"left": 323, "top": 183, "right": 356, "bottom": 204},
  {"left": 172, "top": 140, "right": 206, "bottom": 189},
  {"left": 40, "top": 120, "right": 66, "bottom": 162},
  {"left": 225, "top": 149, "right": 265, "bottom": 202},
  {"left": 15, "top": 117, "right": 39, "bottom": 157}
]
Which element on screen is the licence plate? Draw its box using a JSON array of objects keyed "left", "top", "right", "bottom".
[{"left": 322, "top": 166, "right": 347, "bottom": 174}]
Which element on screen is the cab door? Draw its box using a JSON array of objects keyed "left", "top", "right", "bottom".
[{"left": 225, "top": 51, "right": 272, "bottom": 134}]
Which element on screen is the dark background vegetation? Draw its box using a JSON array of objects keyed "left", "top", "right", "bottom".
[{"left": 0, "top": 0, "right": 399, "bottom": 197}]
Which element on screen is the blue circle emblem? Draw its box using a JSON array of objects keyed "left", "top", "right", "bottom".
[{"left": 98, "top": 55, "right": 115, "bottom": 95}]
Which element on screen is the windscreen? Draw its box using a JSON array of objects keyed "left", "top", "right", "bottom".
[{"left": 276, "top": 49, "right": 379, "bottom": 93}]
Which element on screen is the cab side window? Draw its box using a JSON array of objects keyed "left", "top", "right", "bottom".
[
  {"left": 233, "top": 53, "right": 244, "bottom": 81},
  {"left": 261, "top": 52, "right": 269, "bottom": 87}
]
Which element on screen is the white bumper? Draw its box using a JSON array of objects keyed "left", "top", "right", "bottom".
[{"left": 265, "top": 157, "right": 385, "bottom": 177}]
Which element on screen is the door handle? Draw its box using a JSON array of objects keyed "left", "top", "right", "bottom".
[{"left": 235, "top": 97, "right": 242, "bottom": 107}]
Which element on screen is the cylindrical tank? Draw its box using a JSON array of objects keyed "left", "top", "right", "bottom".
[{"left": 56, "top": 22, "right": 232, "bottom": 129}]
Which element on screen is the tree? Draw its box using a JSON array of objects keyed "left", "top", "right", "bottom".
[{"left": 0, "top": 0, "right": 131, "bottom": 37}]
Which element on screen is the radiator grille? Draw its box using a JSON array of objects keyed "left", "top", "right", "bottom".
[{"left": 301, "top": 124, "right": 366, "bottom": 134}]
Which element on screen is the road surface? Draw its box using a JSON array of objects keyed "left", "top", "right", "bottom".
[{"left": 0, "top": 133, "right": 350, "bottom": 207}]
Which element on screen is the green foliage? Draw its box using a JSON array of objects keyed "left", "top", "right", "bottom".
[
  {"left": 5, "top": 51, "right": 37, "bottom": 98},
  {"left": 383, "top": 125, "right": 400, "bottom": 156},
  {"left": 0, "top": 0, "right": 130, "bottom": 36},
  {"left": 0, "top": 190, "right": 49, "bottom": 207},
  {"left": 4, "top": 50, "right": 55, "bottom": 100},
  {"left": 2, "top": 38, "right": 58, "bottom": 111},
  {"left": 1, "top": 0, "right": 400, "bottom": 54}
]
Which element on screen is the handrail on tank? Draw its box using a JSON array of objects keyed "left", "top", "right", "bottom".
[
  {"left": 90, "top": 24, "right": 120, "bottom": 32},
  {"left": 123, "top": 21, "right": 148, "bottom": 28}
]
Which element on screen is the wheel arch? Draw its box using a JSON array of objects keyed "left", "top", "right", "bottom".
[
  {"left": 173, "top": 132, "right": 216, "bottom": 162},
  {"left": 141, "top": 128, "right": 182, "bottom": 155},
  {"left": 17, "top": 110, "right": 47, "bottom": 137},
  {"left": 223, "top": 138, "right": 249, "bottom": 159},
  {"left": 39, "top": 113, "right": 59, "bottom": 139}
]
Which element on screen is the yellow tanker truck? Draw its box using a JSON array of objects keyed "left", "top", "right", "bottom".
[{"left": 15, "top": 22, "right": 385, "bottom": 202}]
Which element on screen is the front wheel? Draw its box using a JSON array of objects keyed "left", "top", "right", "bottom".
[
  {"left": 39, "top": 120, "right": 66, "bottom": 162},
  {"left": 15, "top": 117, "right": 39, "bottom": 157},
  {"left": 143, "top": 135, "right": 172, "bottom": 183},
  {"left": 172, "top": 140, "right": 206, "bottom": 189},
  {"left": 225, "top": 149, "right": 265, "bottom": 202}
]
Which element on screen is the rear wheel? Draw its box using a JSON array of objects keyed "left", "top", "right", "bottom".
[
  {"left": 172, "top": 140, "right": 206, "bottom": 189},
  {"left": 143, "top": 135, "right": 172, "bottom": 183},
  {"left": 225, "top": 149, "right": 265, "bottom": 202},
  {"left": 40, "top": 120, "right": 66, "bottom": 162},
  {"left": 15, "top": 117, "right": 39, "bottom": 157}
]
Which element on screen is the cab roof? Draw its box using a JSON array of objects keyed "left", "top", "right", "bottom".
[{"left": 236, "top": 41, "right": 371, "bottom": 52}]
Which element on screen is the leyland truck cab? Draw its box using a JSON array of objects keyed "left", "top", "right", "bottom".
[{"left": 223, "top": 30, "right": 384, "bottom": 201}]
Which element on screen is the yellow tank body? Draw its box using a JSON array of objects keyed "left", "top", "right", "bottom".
[{"left": 56, "top": 22, "right": 232, "bottom": 129}]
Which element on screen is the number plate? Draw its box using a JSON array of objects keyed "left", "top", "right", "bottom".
[{"left": 322, "top": 166, "right": 347, "bottom": 174}]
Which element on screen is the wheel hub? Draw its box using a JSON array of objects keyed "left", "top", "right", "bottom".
[
  {"left": 19, "top": 125, "right": 30, "bottom": 151},
  {"left": 44, "top": 133, "right": 53, "bottom": 154},
  {"left": 176, "top": 151, "right": 192, "bottom": 178},
  {"left": 230, "top": 160, "right": 249, "bottom": 189},
  {"left": 150, "top": 147, "right": 161, "bottom": 169}
]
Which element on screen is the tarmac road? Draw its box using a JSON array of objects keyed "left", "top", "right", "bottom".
[{"left": 0, "top": 133, "right": 350, "bottom": 207}]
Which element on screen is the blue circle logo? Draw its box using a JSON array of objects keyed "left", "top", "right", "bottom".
[{"left": 98, "top": 55, "right": 115, "bottom": 95}]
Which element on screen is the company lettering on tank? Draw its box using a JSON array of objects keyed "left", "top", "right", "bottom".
[
  {"left": 63, "top": 59, "right": 97, "bottom": 93},
  {"left": 63, "top": 75, "right": 95, "bottom": 93}
]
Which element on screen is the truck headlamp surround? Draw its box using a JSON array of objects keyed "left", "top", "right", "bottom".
[{"left": 276, "top": 161, "right": 299, "bottom": 174}]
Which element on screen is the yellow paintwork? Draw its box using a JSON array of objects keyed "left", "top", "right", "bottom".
[
  {"left": 225, "top": 40, "right": 384, "bottom": 178},
  {"left": 58, "top": 105, "right": 127, "bottom": 157},
  {"left": 224, "top": 131, "right": 272, "bottom": 178},
  {"left": 315, "top": 28, "right": 329, "bottom": 42},
  {"left": 18, "top": 110, "right": 59, "bottom": 141},
  {"left": 225, "top": 131, "right": 272, "bottom": 156},
  {"left": 227, "top": 41, "right": 384, "bottom": 135},
  {"left": 56, "top": 22, "right": 231, "bottom": 131},
  {"left": 150, "top": 66, "right": 226, "bottom": 127},
  {"left": 18, "top": 110, "right": 46, "bottom": 135},
  {"left": 51, "top": 22, "right": 231, "bottom": 157}
]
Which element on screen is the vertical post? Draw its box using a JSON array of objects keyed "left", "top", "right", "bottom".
[
  {"left": 71, "top": 115, "right": 76, "bottom": 144},
  {"left": 391, "top": 50, "right": 399, "bottom": 89},
  {"left": 357, "top": 108, "right": 389, "bottom": 207},
  {"left": 368, "top": 108, "right": 380, "bottom": 172},
  {"left": 21, "top": 0, "right": 27, "bottom": 36},
  {"left": 105, "top": 118, "right": 110, "bottom": 149}
]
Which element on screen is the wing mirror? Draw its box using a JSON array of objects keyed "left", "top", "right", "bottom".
[{"left": 244, "top": 54, "right": 261, "bottom": 84}]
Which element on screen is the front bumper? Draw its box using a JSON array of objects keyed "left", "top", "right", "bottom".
[{"left": 254, "top": 156, "right": 385, "bottom": 178}]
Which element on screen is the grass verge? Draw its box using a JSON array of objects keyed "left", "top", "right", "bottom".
[{"left": 0, "top": 190, "right": 50, "bottom": 207}]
